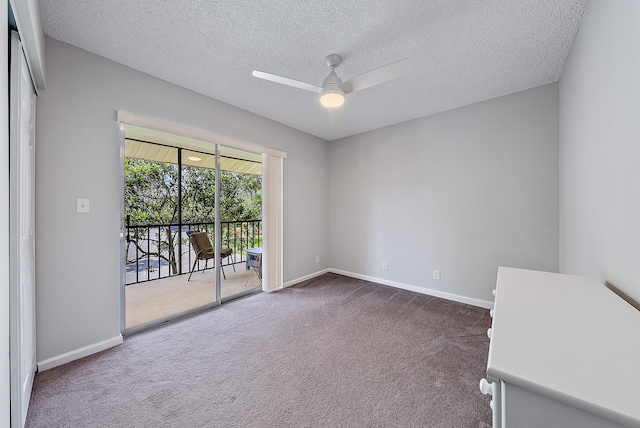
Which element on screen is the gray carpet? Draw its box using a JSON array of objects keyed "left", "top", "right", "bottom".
[{"left": 26, "top": 273, "right": 492, "bottom": 427}]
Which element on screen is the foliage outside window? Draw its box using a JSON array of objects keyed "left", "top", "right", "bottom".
[{"left": 124, "top": 155, "right": 261, "bottom": 277}]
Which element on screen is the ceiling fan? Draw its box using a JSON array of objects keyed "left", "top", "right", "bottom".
[{"left": 252, "top": 54, "right": 412, "bottom": 108}]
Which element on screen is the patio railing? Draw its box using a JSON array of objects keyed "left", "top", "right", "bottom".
[{"left": 125, "top": 218, "right": 262, "bottom": 285}]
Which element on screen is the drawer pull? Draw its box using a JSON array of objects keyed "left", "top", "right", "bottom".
[
  {"left": 487, "top": 328, "right": 492, "bottom": 339},
  {"left": 479, "top": 378, "right": 495, "bottom": 396}
]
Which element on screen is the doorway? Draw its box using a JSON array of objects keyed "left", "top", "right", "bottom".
[{"left": 121, "top": 125, "right": 262, "bottom": 332}]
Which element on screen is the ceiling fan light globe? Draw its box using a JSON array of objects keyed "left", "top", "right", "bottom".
[{"left": 319, "top": 89, "right": 345, "bottom": 108}]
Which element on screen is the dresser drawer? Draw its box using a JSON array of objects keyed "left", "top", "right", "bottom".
[{"left": 502, "top": 382, "right": 627, "bottom": 428}]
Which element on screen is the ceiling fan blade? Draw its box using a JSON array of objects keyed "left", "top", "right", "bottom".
[
  {"left": 340, "top": 59, "right": 412, "bottom": 94},
  {"left": 252, "top": 70, "right": 322, "bottom": 93}
]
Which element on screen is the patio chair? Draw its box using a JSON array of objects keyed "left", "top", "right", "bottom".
[{"left": 187, "top": 231, "right": 235, "bottom": 280}]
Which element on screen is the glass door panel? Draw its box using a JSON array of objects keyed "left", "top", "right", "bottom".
[
  {"left": 218, "top": 146, "right": 263, "bottom": 299},
  {"left": 123, "top": 133, "right": 219, "bottom": 331}
]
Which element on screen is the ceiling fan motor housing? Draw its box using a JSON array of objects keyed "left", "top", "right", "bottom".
[
  {"left": 322, "top": 69, "right": 344, "bottom": 92},
  {"left": 319, "top": 70, "right": 345, "bottom": 107}
]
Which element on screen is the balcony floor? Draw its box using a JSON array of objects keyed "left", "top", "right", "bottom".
[{"left": 125, "top": 263, "right": 261, "bottom": 329}]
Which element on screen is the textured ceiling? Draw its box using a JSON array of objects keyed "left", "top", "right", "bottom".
[{"left": 39, "top": 0, "right": 588, "bottom": 141}]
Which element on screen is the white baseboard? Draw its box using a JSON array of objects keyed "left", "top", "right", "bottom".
[
  {"left": 282, "top": 268, "right": 330, "bottom": 289},
  {"left": 329, "top": 268, "right": 494, "bottom": 310},
  {"left": 37, "top": 334, "right": 123, "bottom": 372}
]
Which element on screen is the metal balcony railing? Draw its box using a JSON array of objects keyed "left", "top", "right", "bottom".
[{"left": 125, "top": 218, "right": 262, "bottom": 285}]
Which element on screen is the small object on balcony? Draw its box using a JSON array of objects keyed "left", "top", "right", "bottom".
[{"left": 245, "top": 247, "right": 262, "bottom": 287}]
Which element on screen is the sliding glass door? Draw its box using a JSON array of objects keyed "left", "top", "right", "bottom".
[{"left": 121, "top": 126, "right": 262, "bottom": 332}]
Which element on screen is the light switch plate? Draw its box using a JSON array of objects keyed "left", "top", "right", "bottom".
[{"left": 77, "top": 198, "right": 90, "bottom": 214}]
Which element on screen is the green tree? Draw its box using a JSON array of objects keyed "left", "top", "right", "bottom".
[
  {"left": 125, "top": 158, "right": 179, "bottom": 224},
  {"left": 125, "top": 158, "right": 181, "bottom": 274},
  {"left": 181, "top": 165, "right": 216, "bottom": 222}
]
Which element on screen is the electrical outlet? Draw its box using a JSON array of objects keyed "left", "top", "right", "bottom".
[
  {"left": 316, "top": 255, "right": 320, "bottom": 264},
  {"left": 382, "top": 261, "right": 388, "bottom": 271},
  {"left": 433, "top": 270, "right": 441, "bottom": 281}
]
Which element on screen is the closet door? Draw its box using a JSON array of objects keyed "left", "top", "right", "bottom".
[{"left": 9, "top": 31, "right": 37, "bottom": 428}]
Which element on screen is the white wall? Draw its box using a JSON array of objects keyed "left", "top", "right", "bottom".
[
  {"left": 36, "top": 37, "right": 329, "bottom": 364},
  {"left": 329, "top": 84, "right": 559, "bottom": 304},
  {"left": 559, "top": 0, "right": 640, "bottom": 304}
]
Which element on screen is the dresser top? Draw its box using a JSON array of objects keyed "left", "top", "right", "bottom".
[{"left": 487, "top": 267, "right": 640, "bottom": 427}]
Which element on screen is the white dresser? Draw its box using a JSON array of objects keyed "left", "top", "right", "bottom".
[{"left": 480, "top": 267, "right": 640, "bottom": 428}]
